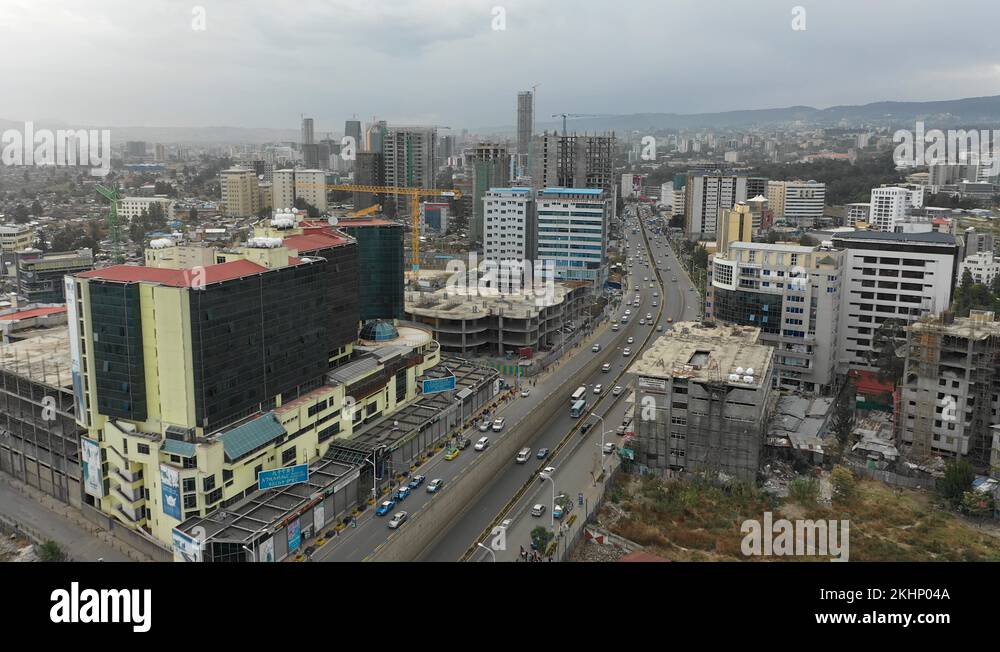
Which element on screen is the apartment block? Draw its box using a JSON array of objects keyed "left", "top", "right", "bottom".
[
  {"left": 0, "top": 223, "right": 36, "bottom": 253},
  {"left": 767, "top": 180, "right": 826, "bottom": 226},
  {"left": 483, "top": 187, "right": 536, "bottom": 263},
  {"left": 684, "top": 172, "right": 747, "bottom": 239},
  {"left": 120, "top": 196, "right": 175, "bottom": 223},
  {"left": 959, "top": 251, "right": 1000, "bottom": 286},
  {"left": 219, "top": 168, "right": 261, "bottom": 218},
  {"left": 536, "top": 187, "right": 609, "bottom": 286},
  {"left": 468, "top": 143, "right": 511, "bottom": 245},
  {"left": 16, "top": 249, "right": 94, "bottom": 303}
]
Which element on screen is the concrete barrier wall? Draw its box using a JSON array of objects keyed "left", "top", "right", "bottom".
[{"left": 370, "top": 327, "right": 630, "bottom": 562}]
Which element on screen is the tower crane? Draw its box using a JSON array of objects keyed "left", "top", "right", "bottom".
[
  {"left": 325, "top": 183, "right": 461, "bottom": 273},
  {"left": 550, "top": 113, "right": 612, "bottom": 137},
  {"left": 95, "top": 184, "right": 125, "bottom": 263}
]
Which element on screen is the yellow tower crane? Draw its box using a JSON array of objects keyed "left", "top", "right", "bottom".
[
  {"left": 346, "top": 203, "right": 381, "bottom": 218},
  {"left": 327, "top": 184, "right": 462, "bottom": 272}
]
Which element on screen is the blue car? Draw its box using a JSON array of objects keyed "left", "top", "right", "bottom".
[
  {"left": 408, "top": 475, "right": 426, "bottom": 489},
  {"left": 394, "top": 486, "right": 411, "bottom": 501},
  {"left": 375, "top": 499, "right": 396, "bottom": 516},
  {"left": 536, "top": 448, "right": 550, "bottom": 460}
]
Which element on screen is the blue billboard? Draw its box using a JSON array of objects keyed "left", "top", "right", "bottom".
[
  {"left": 287, "top": 518, "right": 301, "bottom": 552},
  {"left": 258, "top": 464, "right": 309, "bottom": 491},
  {"left": 422, "top": 375, "right": 456, "bottom": 394},
  {"left": 160, "top": 464, "right": 182, "bottom": 520}
]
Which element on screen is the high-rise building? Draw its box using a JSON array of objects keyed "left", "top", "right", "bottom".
[
  {"left": 746, "top": 177, "right": 768, "bottom": 201},
  {"left": 832, "top": 230, "right": 958, "bottom": 372},
  {"left": 532, "top": 132, "right": 616, "bottom": 214},
  {"left": 68, "top": 238, "right": 360, "bottom": 545},
  {"left": 366, "top": 120, "right": 387, "bottom": 154},
  {"left": 220, "top": 168, "right": 261, "bottom": 217},
  {"left": 959, "top": 251, "right": 1000, "bottom": 286},
  {"left": 516, "top": 90, "right": 534, "bottom": 175},
  {"left": 353, "top": 152, "right": 385, "bottom": 211},
  {"left": 483, "top": 187, "right": 536, "bottom": 263},
  {"left": 868, "top": 187, "right": 914, "bottom": 232},
  {"left": 716, "top": 202, "right": 754, "bottom": 255},
  {"left": 964, "top": 226, "right": 996, "bottom": 257},
  {"left": 706, "top": 241, "right": 843, "bottom": 393},
  {"left": 468, "top": 143, "right": 512, "bottom": 245},
  {"left": 125, "top": 141, "right": 147, "bottom": 158},
  {"left": 273, "top": 169, "right": 296, "bottom": 210},
  {"left": 536, "top": 187, "right": 609, "bottom": 286},
  {"left": 301, "top": 117, "right": 315, "bottom": 146},
  {"left": 684, "top": 172, "right": 747, "bottom": 239},
  {"left": 0, "top": 223, "right": 36, "bottom": 253},
  {"left": 344, "top": 120, "right": 362, "bottom": 150},
  {"left": 845, "top": 202, "right": 871, "bottom": 228},
  {"left": 294, "top": 169, "right": 328, "bottom": 212},
  {"left": 383, "top": 126, "right": 437, "bottom": 214},
  {"left": 336, "top": 217, "right": 405, "bottom": 321},
  {"left": 767, "top": 180, "right": 825, "bottom": 226}
]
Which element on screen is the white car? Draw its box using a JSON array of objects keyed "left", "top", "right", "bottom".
[
  {"left": 612, "top": 385, "right": 624, "bottom": 396},
  {"left": 475, "top": 436, "right": 490, "bottom": 450},
  {"left": 649, "top": 283, "right": 654, "bottom": 289},
  {"left": 592, "top": 343, "right": 601, "bottom": 352},
  {"left": 639, "top": 319, "right": 646, "bottom": 325},
  {"left": 531, "top": 504, "right": 546, "bottom": 517},
  {"left": 491, "top": 418, "right": 505, "bottom": 432},
  {"left": 520, "top": 387, "right": 531, "bottom": 398},
  {"left": 627, "top": 336, "right": 634, "bottom": 344},
  {"left": 602, "top": 363, "right": 612, "bottom": 372},
  {"left": 624, "top": 309, "right": 631, "bottom": 316},
  {"left": 603, "top": 443, "right": 616, "bottom": 455},
  {"left": 478, "top": 421, "right": 490, "bottom": 432},
  {"left": 388, "top": 511, "right": 409, "bottom": 528},
  {"left": 646, "top": 313, "right": 652, "bottom": 321},
  {"left": 623, "top": 347, "right": 632, "bottom": 356},
  {"left": 542, "top": 466, "right": 556, "bottom": 476},
  {"left": 593, "top": 384, "right": 603, "bottom": 394}
]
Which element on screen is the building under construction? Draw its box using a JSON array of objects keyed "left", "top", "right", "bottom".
[
  {"left": 630, "top": 321, "right": 775, "bottom": 482},
  {"left": 900, "top": 310, "right": 1000, "bottom": 470}
]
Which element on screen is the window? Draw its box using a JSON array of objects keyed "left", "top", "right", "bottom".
[
  {"left": 203, "top": 475, "right": 215, "bottom": 492},
  {"left": 282, "top": 447, "right": 297, "bottom": 465},
  {"left": 182, "top": 477, "right": 196, "bottom": 492},
  {"left": 137, "top": 443, "right": 150, "bottom": 455}
]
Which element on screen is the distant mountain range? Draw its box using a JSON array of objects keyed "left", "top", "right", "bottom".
[
  {"left": 5, "top": 94, "right": 1000, "bottom": 145},
  {"left": 487, "top": 94, "right": 1000, "bottom": 135}
]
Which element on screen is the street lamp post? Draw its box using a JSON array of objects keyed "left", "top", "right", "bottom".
[
  {"left": 362, "top": 454, "right": 379, "bottom": 509},
  {"left": 590, "top": 412, "right": 608, "bottom": 476},
  {"left": 476, "top": 542, "right": 496, "bottom": 562},
  {"left": 540, "top": 471, "right": 556, "bottom": 528}
]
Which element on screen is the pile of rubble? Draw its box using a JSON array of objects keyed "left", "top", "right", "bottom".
[
  {"left": 0, "top": 533, "right": 38, "bottom": 562},
  {"left": 760, "top": 459, "right": 797, "bottom": 497}
]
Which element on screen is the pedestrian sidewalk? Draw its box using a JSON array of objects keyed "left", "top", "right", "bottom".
[{"left": 0, "top": 475, "right": 151, "bottom": 562}]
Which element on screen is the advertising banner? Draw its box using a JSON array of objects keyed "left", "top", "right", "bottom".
[{"left": 160, "top": 464, "right": 182, "bottom": 520}]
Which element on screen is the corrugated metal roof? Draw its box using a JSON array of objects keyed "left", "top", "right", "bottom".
[
  {"left": 220, "top": 412, "right": 286, "bottom": 461},
  {"left": 78, "top": 259, "right": 269, "bottom": 287},
  {"left": 161, "top": 438, "right": 197, "bottom": 458}
]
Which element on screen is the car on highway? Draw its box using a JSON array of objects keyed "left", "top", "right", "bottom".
[
  {"left": 593, "top": 384, "right": 603, "bottom": 394},
  {"left": 542, "top": 466, "right": 556, "bottom": 476},
  {"left": 520, "top": 386, "right": 531, "bottom": 398},
  {"left": 394, "top": 486, "right": 411, "bottom": 501},
  {"left": 653, "top": 292, "right": 659, "bottom": 298},
  {"left": 652, "top": 301, "right": 658, "bottom": 307},
  {"left": 657, "top": 325, "right": 664, "bottom": 332},
  {"left": 408, "top": 475, "right": 426, "bottom": 489},
  {"left": 456, "top": 435, "right": 471, "bottom": 449},
  {"left": 475, "top": 436, "right": 490, "bottom": 450},
  {"left": 667, "top": 317, "right": 674, "bottom": 323},
  {"left": 531, "top": 504, "right": 546, "bottom": 517},
  {"left": 627, "top": 336, "right": 634, "bottom": 344},
  {"left": 613, "top": 385, "right": 624, "bottom": 395},
  {"left": 376, "top": 499, "right": 396, "bottom": 516},
  {"left": 536, "top": 447, "right": 550, "bottom": 459},
  {"left": 516, "top": 447, "right": 531, "bottom": 464},
  {"left": 444, "top": 447, "right": 460, "bottom": 461},
  {"left": 553, "top": 494, "right": 573, "bottom": 519},
  {"left": 601, "top": 362, "right": 612, "bottom": 373},
  {"left": 621, "top": 315, "right": 628, "bottom": 323},
  {"left": 646, "top": 313, "right": 652, "bottom": 320},
  {"left": 649, "top": 283, "right": 654, "bottom": 288},
  {"left": 478, "top": 421, "right": 490, "bottom": 432},
  {"left": 492, "top": 418, "right": 505, "bottom": 432},
  {"left": 388, "top": 511, "right": 408, "bottom": 529},
  {"left": 639, "top": 318, "right": 645, "bottom": 325},
  {"left": 624, "top": 309, "right": 631, "bottom": 316},
  {"left": 603, "top": 442, "right": 617, "bottom": 455},
  {"left": 643, "top": 277, "right": 648, "bottom": 281},
  {"left": 672, "top": 277, "right": 677, "bottom": 282},
  {"left": 592, "top": 343, "right": 601, "bottom": 352},
  {"left": 623, "top": 348, "right": 632, "bottom": 356},
  {"left": 427, "top": 478, "right": 444, "bottom": 493}
]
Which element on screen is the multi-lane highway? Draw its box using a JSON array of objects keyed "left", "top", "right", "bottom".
[{"left": 311, "top": 203, "right": 702, "bottom": 562}]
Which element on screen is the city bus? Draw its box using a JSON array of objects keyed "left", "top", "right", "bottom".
[
  {"left": 570, "top": 399, "right": 588, "bottom": 418},
  {"left": 570, "top": 386, "right": 587, "bottom": 403}
]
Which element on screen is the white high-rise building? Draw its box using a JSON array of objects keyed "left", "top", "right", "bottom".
[
  {"left": 294, "top": 169, "right": 328, "bottom": 212},
  {"left": 767, "top": 180, "right": 825, "bottom": 225},
  {"left": 483, "top": 187, "right": 535, "bottom": 263},
  {"left": 869, "top": 187, "right": 914, "bottom": 232},
  {"left": 832, "top": 230, "right": 959, "bottom": 372},
  {"left": 536, "top": 187, "right": 609, "bottom": 285},
  {"left": 959, "top": 251, "right": 1000, "bottom": 286},
  {"left": 845, "top": 203, "right": 870, "bottom": 228},
  {"left": 684, "top": 173, "right": 747, "bottom": 238}
]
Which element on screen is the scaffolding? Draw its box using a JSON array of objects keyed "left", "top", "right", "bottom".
[
  {"left": 965, "top": 312, "right": 1000, "bottom": 467},
  {"left": 906, "top": 314, "right": 942, "bottom": 461}
]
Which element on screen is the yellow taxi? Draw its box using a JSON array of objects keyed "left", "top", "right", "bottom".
[{"left": 444, "top": 447, "right": 460, "bottom": 461}]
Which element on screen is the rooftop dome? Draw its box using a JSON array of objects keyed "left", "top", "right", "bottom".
[{"left": 359, "top": 319, "right": 399, "bottom": 342}]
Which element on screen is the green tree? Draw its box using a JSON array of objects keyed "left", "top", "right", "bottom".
[
  {"left": 789, "top": 476, "right": 820, "bottom": 505},
  {"left": 188, "top": 207, "right": 199, "bottom": 222},
  {"left": 13, "top": 204, "right": 30, "bottom": 223},
  {"left": 830, "top": 465, "right": 857, "bottom": 503},
  {"left": 799, "top": 233, "right": 819, "bottom": 247},
  {"left": 530, "top": 526, "right": 554, "bottom": 552},
  {"left": 961, "top": 491, "right": 995, "bottom": 526},
  {"left": 38, "top": 540, "right": 66, "bottom": 562},
  {"left": 30, "top": 199, "right": 43, "bottom": 216},
  {"left": 937, "top": 459, "right": 975, "bottom": 508},
  {"left": 830, "top": 381, "right": 856, "bottom": 447}
]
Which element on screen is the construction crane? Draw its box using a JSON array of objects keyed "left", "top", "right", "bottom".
[
  {"left": 95, "top": 184, "right": 125, "bottom": 263},
  {"left": 346, "top": 204, "right": 381, "bottom": 218},
  {"left": 550, "top": 113, "right": 612, "bottom": 137},
  {"left": 326, "top": 184, "right": 462, "bottom": 273}
]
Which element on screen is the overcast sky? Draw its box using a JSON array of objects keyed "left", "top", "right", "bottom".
[{"left": 2, "top": 0, "right": 1000, "bottom": 131}]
